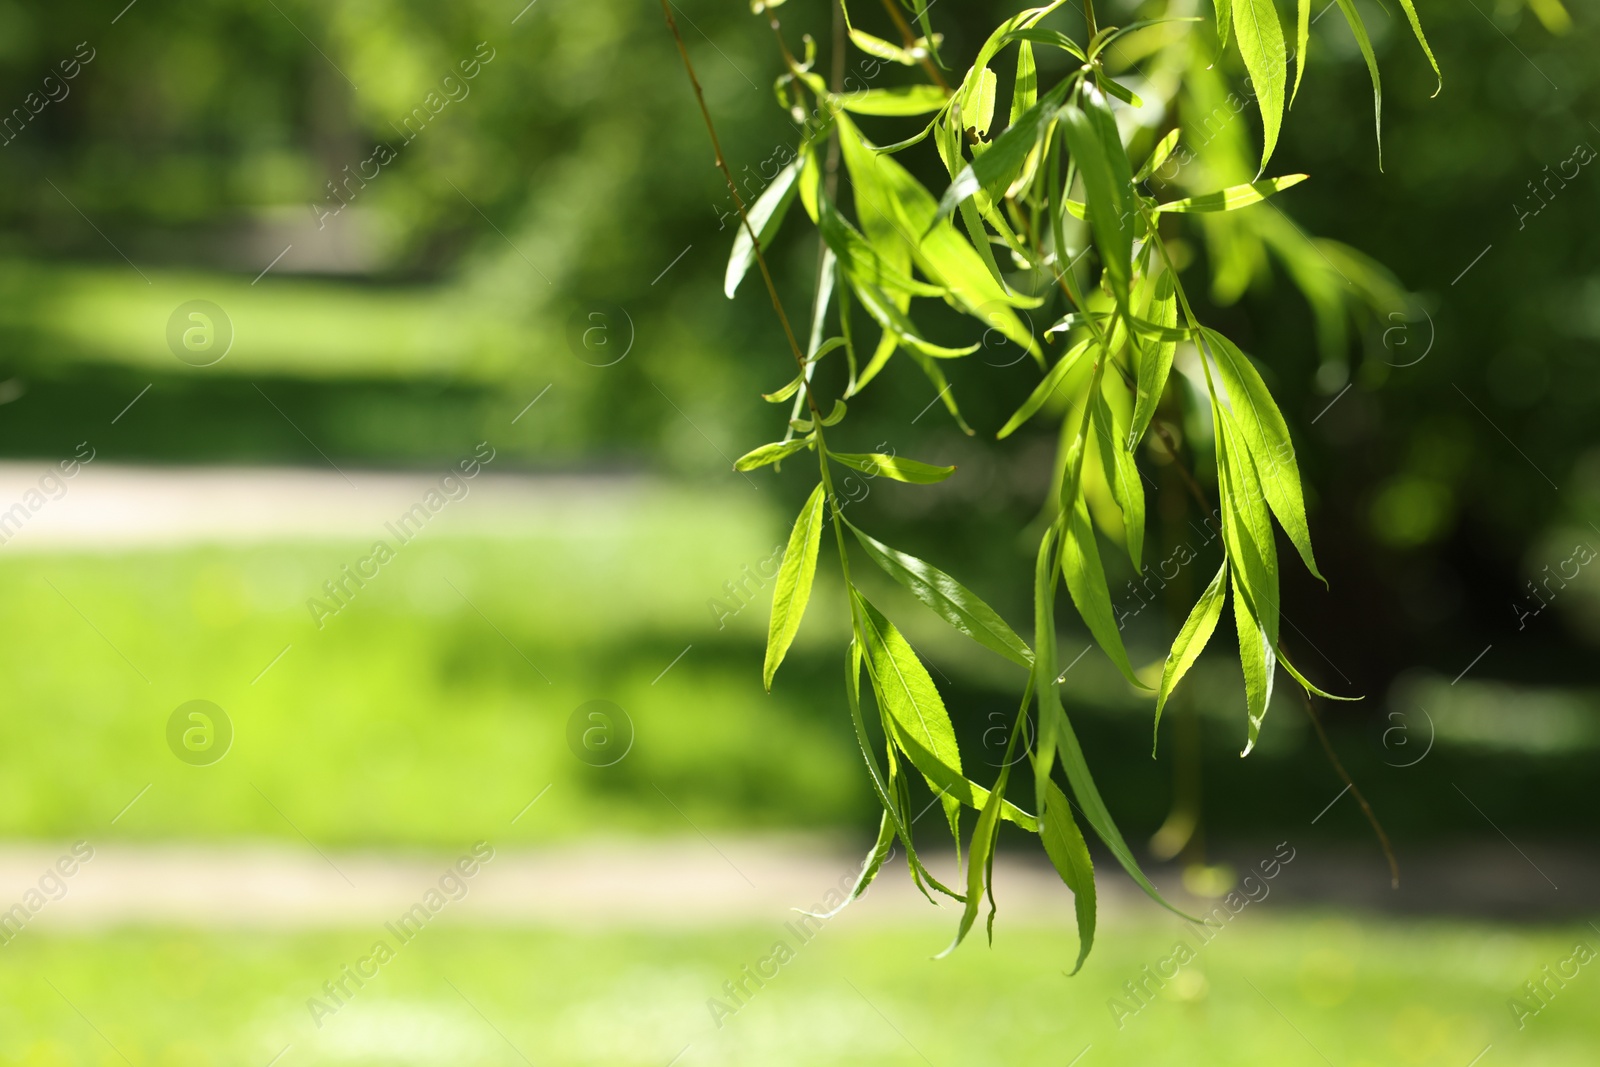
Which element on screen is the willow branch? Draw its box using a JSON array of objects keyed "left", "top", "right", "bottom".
[{"left": 660, "top": 0, "right": 819, "bottom": 418}]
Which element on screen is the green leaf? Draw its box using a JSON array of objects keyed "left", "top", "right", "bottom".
[
  {"left": 850, "top": 522, "right": 1033, "bottom": 667},
  {"left": 1061, "top": 491, "right": 1147, "bottom": 688},
  {"left": 905, "top": 350, "right": 976, "bottom": 435},
  {"left": 1041, "top": 780, "right": 1096, "bottom": 974},
  {"left": 819, "top": 398, "right": 847, "bottom": 426},
  {"left": 998, "top": 337, "right": 1093, "bottom": 440},
  {"left": 831, "top": 452, "right": 954, "bottom": 483},
  {"left": 809, "top": 811, "right": 896, "bottom": 919},
  {"left": 1058, "top": 90, "right": 1136, "bottom": 314},
  {"left": 856, "top": 594, "right": 1038, "bottom": 830},
  {"left": 1152, "top": 561, "right": 1228, "bottom": 752},
  {"left": 1333, "top": 0, "right": 1383, "bottom": 167},
  {"left": 1047, "top": 696, "right": 1194, "bottom": 918},
  {"left": 1033, "top": 529, "right": 1195, "bottom": 921},
  {"left": 763, "top": 482, "right": 826, "bottom": 690},
  {"left": 1129, "top": 271, "right": 1177, "bottom": 447},
  {"left": 1133, "top": 128, "right": 1180, "bottom": 183},
  {"left": 1232, "top": 0, "right": 1288, "bottom": 172},
  {"left": 735, "top": 437, "right": 811, "bottom": 472},
  {"left": 1091, "top": 386, "right": 1146, "bottom": 573},
  {"left": 939, "top": 78, "right": 1074, "bottom": 218},
  {"left": 1292, "top": 0, "right": 1310, "bottom": 107},
  {"left": 845, "top": 639, "right": 953, "bottom": 905},
  {"left": 726, "top": 159, "right": 802, "bottom": 298},
  {"left": 939, "top": 751, "right": 1006, "bottom": 958},
  {"left": 1099, "top": 77, "right": 1144, "bottom": 109},
  {"left": 1155, "top": 174, "right": 1307, "bottom": 213},
  {"left": 1201, "top": 328, "right": 1322, "bottom": 582},
  {"left": 1279, "top": 647, "right": 1363, "bottom": 701},
  {"left": 849, "top": 28, "right": 919, "bottom": 66},
  {"left": 1395, "top": 0, "right": 1441, "bottom": 98},
  {"left": 1213, "top": 0, "right": 1233, "bottom": 49},
  {"left": 1009, "top": 41, "right": 1038, "bottom": 125},
  {"left": 837, "top": 117, "right": 1041, "bottom": 357},
  {"left": 1215, "top": 403, "right": 1280, "bottom": 754},
  {"left": 836, "top": 85, "right": 951, "bottom": 116},
  {"left": 1007, "top": 26, "right": 1087, "bottom": 61},
  {"left": 960, "top": 67, "right": 999, "bottom": 140}
]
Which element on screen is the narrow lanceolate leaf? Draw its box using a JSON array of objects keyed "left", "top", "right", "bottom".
[
  {"left": 939, "top": 78, "right": 1073, "bottom": 219},
  {"left": 1134, "top": 128, "right": 1181, "bottom": 183},
  {"left": 830, "top": 452, "right": 954, "bottom": 484},
  {"left": 848, "top": 28, "right": 919, "bottom": 66},
  {"left": 1395, "top": 0, "right": 1442, "bottom": 97},
  {"left": 808, "top": 811, "right": 897, "bottom": 920},
  {"left": 1061, "top": 493, "right": 1147, "bottom": 689},
  {"left": 836, "top": 85, "right": 951, "bottom": 116},
  {"left": 1041, "top": 780, "right": 1096, "bottom": 974},
  {"left": 851, "top": 523, "right": 1033, "bottom": 667},
  {"left": 1092, "top": 388, "right": 1146, "bottom": 573},
  {"left": 1202, "top": 328, "right": 1323, "bottom": 582},
  {"left": 1153, "top": 561, "right": 1228, "bottom": 752},
  {"left": 1334, "top": 0, "right": 1383, "bottom": 166},
  {"left": 1292, "top": 0, "right": 1311, "bottom": 106},
  {"left": 998, "top": 337, "right": 1093, "bottom": 439},
  {"left": 726, "top": 159, "right": 801, "bottom": 298},
  {"left": 1232, "top": 0, "right": 1288, "bottom": 173},
  {"left": 763, "top": 482, "right": 825, "bottom": 690},
  {"left": 1213, "top": 0, "right": 1233, "bottom": 50},
  {"left": 1154, "top": 174, "right": 1307, "bottom": 213},
  {"left": 1215, "top": 405, "right": 1279, "bottom": 754},
  {"left": 734, "top": 437, "right": 810, "bottom": 472},
  {"left": 1009, "top": 40, "right": 1037, "bottom": 125},
  {"left": 1058, "top": 89, "right": 1136, "bottom": 313},
  {"left": 856, "top": 594, "right": 1038, "bottom": 831},
  {"left": 939, "top": 753, "right": 1007, "bottom": 958},
  {"left": 1031, "top": 524, "right": 1062, "bottom": 819},
  {"left": 1129, "top": 271, "right": 1176, "bottom": 447},
  {"left": 1045, "top": 681, "right": 1195, "bottom": 919},
  {"left": 1279, "top": 647, "right": 1363, "bottom": 701}
]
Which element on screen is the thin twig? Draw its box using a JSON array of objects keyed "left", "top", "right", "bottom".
[
  {"left": 875, "top": 0, "right": 948, "bottom": 91},
  {"left": 660, "top": 0, "right": 820, "bottom": 418},
  {"left": 1299, "top": 688, "right": 1400, "bottom": 888}
]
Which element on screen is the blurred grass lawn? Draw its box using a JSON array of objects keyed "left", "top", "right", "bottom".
[
  {"left": 2, "top": 913, "right": 1595, "bottom": 1066},
  {"left": 0, "top": 484, "right": 870, "bottom": 844}
]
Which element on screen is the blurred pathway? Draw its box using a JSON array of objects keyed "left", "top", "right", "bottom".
[
  {"left": 0, "top": 839, "right": 1591, "bottom": 932},
  {"left": 0, "top": 462, "right": 645, "bottom": 551}
]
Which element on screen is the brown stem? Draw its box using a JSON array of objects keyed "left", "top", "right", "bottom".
[
  {"left": 1299, "top": 688, "right": 1400, "bottom": 889},
  {"left": 660, "top": 0, "right": 819, "bottom": 418},
  {"left": 876, "top": 0, "right": 949, "bottom": 91}
]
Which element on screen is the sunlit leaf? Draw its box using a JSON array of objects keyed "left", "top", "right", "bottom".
[
  {"left": 836, "top": 85, "right": 950, "bottom": 116},
  {"left": 735, "top": 437, "right": 810, "bottom": 471},
  {"left": 1091, "top": 386, "right": 1146, "bottom": 572},
  {"left": 1232, "top": 0, "right": 1287, "bottom": 172},
  {"left": 1153, "top": 560, "right": 1228, "bottom": 752},
  {"left": 1154, "top": 174, "right": 1307, "bottom": 213},
  {"left": 1058, "top": 89, "right": 1135, "bottom": 313},
  {"left": 1333, "top": 0, "right": 1383, "bottom": 166},
  {"left": 1133, "top": 128, "right": 1180, "bottom": 183},
  {"left": 1061, "top": 491, "right": 1147, "bottom": 688},
  {"left": 763, "top": 482, "right": 825, "bottom": 690},
  {"left": 1129, "top": 271, "right": 1177, "bottom": 447},
  {"left": 998, "top": 337, "right": 1093, "bottom": 439},
  {"left": 851, "top": 522, "right": 1033, "bottom": 667},
  {"left": 1041, "top": 780, "right": 1096, "bottom": 974},
  {"left": 831, "top": 451, "right": 955, "bottom": 483},
  {"left": 726, "top": 158, "right": 801, "bottom": 298},
  {"left": 1202, "top": 327, "right": 1323, "bottom": 582}
]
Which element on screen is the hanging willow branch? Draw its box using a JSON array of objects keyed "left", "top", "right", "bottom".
[{"left": 666, "top": 0, "right": 1438, "bottom": 968}]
